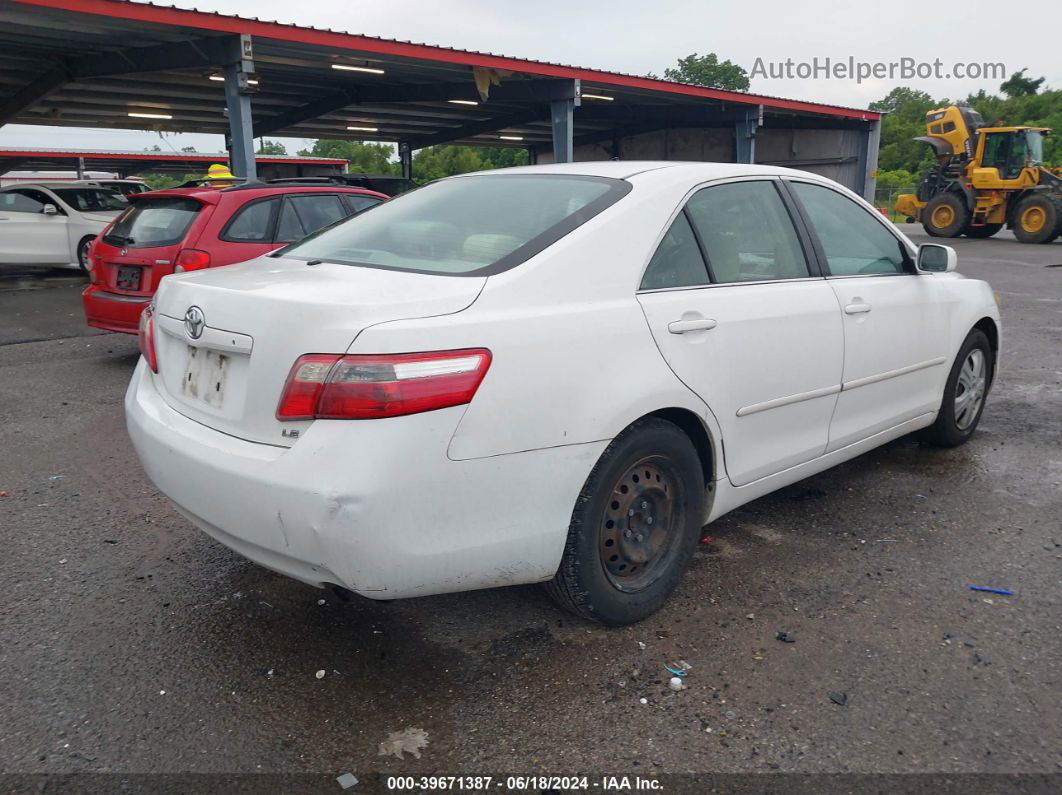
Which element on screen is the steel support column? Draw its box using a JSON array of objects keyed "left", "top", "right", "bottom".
[
  {"left": 735, "top": 106, "right": 761, "bottom": 164},
  {"left": 398, "top": 142, "right": 412, "bottom": 180},
  {"left": 549, "top": 79, "right": 580, "bottom": 163},
  {"left": 223, "top": 34, "right": 256, "bottom": 180},
  {"left": 857, "top": 119, "right": 882, "bottom": 202}
]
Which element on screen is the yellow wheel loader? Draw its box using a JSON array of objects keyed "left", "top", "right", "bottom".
[{"left": 895, "top": 105, "right": 1062, "bottom": 243}]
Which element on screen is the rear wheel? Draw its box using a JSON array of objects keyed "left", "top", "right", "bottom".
[
  {"left": 964, "top": 223, "right": 1002, "bottom": 239},
  {"left": 545, "top": 418, "right": 704, "bottom": 625},
  {"left": 920, "top": 328, "right": 992, "bottom": 447},
  {"left": 76, "top": 235, "right": 95, "bottom": 272},
  {"left": 1013, "top": 194, "right": 1062, "bottom": 244},
  {"left": 923, "top": 193, "right": 968, "bottom": 238}
]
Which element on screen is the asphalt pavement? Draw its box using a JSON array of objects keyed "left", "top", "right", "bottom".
[{"left": 0, "top": 228, "right": 1059, "bottom": 792}]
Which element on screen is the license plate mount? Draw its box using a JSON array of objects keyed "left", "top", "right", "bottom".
[
  {"left": 180, "top": 346, "right": 229, "bottom": 408},
  {"left": 116, "top": 265, "right": 141, "bottom": 291}
]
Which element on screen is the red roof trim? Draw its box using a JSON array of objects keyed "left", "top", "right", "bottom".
[
  {"left": 0, "top": 149, "right": 346, "bottom": 165},
  {"left": 15, "top": 0, "right": 881, "bottom": 122}
]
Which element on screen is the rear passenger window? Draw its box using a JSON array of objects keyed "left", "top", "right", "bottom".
[
  {"left": 685, "top": 181, "right": 809, "bottom": 284},
  {"left": 290, "top": 195, "right": 347, "bottom": 234},
  {"left": 276, "top": 200, "right": 304, "bottom": 243},
  {"left": 344, "top": 195, "right": 382, "bottom": 214},
  {"left": 640, "top": 213, "right": 709, "bottom": 290},
  {"left": 222, "top": 198, "right": 278, "bottom": 242},
  {"left": 789, "top": 182, "right": 908, "bottom": 276}
]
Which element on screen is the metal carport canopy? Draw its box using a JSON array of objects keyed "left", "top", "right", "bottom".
[
  {"left": 0, "top": 0, "right": 881, "bottom": 195},
  {"left": 0, "top": 147, "right": 346, "bottom": 176}
]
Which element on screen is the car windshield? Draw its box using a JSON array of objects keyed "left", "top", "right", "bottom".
[
  {"left": 52, "top": 188, "right": 128, "bottom": 212},
  {"left": 278, "top": 174, "right": 630, "bottom": 276},
  {"left": 103, "top": 197, "right": 202, "bottom": 248}
]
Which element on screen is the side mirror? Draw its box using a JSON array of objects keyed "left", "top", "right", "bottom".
[
  {"left": 916, "top": 243, "right": 957, "bottom": 273},
  {"left": 41, "top": 203, "right": 59, "bottom": 216}
]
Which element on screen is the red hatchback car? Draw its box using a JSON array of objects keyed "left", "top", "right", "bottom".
[{"left": 82, "top": 182, "right": 387, "bottom": 333}]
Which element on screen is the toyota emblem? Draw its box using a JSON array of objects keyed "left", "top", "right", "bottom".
[{"left": 184, "top": 306, "right": 205, "bottom": 339}]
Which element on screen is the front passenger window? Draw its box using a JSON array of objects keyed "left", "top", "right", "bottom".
[{"left": 790, "top": 182, "right": 908, "bottom": 276}]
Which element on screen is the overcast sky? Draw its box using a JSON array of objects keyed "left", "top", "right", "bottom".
[{"left": 2, "top": 0, "right": 1060, "bottom": 154}]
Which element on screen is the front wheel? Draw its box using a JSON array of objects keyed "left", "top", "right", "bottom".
[
  {"left": 1013, "top": 194, "right": 1062, "bottom": 244},
  {"left": 545, "top": 418, "right": 705, "bottom": 625},
  {"left": 920, "top": 329, "right": 993, "bottom": 447},
  {"left": 76, "top": 235, "right": 96, "bottom": 273}
]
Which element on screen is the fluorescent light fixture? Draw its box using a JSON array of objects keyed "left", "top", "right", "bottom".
[
  {"left": 347, "top": 125, "right": 379, "bottom": 132},
  {"left": 128, "top": 111, "right": 172, "bottom": 119},
  {"left": 498, "top": 135, "right": 524, "bottom": 141},
  {"left": 448, "top": 99, "right": 479, "bottom": 106},
  {"left": 208, "top": 74, "right": 259, "bottom": 85},
  {"left": 331, "top": 64, "right": 385, "bottom": 74},
  {"left": 582, "top": 92, "right": 614, "bottom": 101}
]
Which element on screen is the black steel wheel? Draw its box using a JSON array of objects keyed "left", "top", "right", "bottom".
[{"left": 545, "top": 417, "right": 705, "bottom": 625}]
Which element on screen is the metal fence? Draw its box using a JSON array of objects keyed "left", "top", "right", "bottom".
[{"left": 873, "top": 185, "right": 917, "bottom": 222}]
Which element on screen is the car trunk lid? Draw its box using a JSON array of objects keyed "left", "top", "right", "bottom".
[{"left": 151, "top": 255, "right": 485, "bottom": 446}]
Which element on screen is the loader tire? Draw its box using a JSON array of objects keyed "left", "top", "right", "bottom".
[
  {"left": 1013, "top": 193, "right": 1062, "bottom": 244},
  {"left": 923, "top": 193, "right": 968, "bottom": 238}
]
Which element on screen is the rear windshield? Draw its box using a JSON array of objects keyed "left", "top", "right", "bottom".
[
  {"left": 52, "top": 188, "right": 128, "bottom": 213},
  {"left": 278, "top": 174, "right": 631, "bottom": 276},
  {"left": 103, "top": 197, "right": 202, "bottom": 248}
]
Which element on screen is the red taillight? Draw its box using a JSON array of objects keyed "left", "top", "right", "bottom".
[
  {"left": 137, "top": 306, "right": 158, "bottom": 372},
  {"left": 277, "top": 349, "right": 492, "bottom": 421},
  {"left": 175, "top": 248, "right": 211, "bottom": 271}
]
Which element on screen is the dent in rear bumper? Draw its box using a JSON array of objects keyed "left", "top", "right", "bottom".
[{"left": 125, "top": 361, "right": 605, "bottom": 599}]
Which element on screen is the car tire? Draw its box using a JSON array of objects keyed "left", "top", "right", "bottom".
[
  {"left": 923, "top": 193, "right": 968, "bottom": 238},
  {"left": 545, "top": 417, "right": 705, "bottom": 625},
  {"left": 964, "top": 223, "right": 1003, "bottom": 239},
  {"left": 920, "top": 328, "right": 993, "bottom": 447},
  {"left": 1013, "top": 193, "right": 1062, "bottom": 244},
  {"left": 76, "top": 235, "right": 95, "bottom": 273}
]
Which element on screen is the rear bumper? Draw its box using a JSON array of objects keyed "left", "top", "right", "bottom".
[
  {"left": 125, "top": 361, "right": 605, "bottom": 599},
  {"left": 82, "top": 285, "right": 148, "bottom": 334}
]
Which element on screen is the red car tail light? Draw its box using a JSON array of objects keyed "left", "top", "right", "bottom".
[
  {"left": 137, "top": 305, "right": 158, "bottom": 372},
  {"left": 175, "top": 248, "right": 211, "bottom": 272},
  {"left": 277, "top": 349, "right": 492, "bottom": 421}
]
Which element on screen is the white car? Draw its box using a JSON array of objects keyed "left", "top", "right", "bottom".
[
  {"left": 0, "top": 182, "right": 128, "bottom": 270},
  {"left": 126, "top": 162, "right": 1000, "bottom": 625}
]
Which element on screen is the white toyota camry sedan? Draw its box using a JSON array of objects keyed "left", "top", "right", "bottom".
[{"left": 126, "top": 162, "right": 1000, "bottom": 625}]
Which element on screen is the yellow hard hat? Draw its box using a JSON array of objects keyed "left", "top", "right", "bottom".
[{"left": 206, "top": 163, "right": 236, "bottom": 181}]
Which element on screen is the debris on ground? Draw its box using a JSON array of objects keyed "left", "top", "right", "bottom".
[
  {"left": 746, "top": 613, "right": 755, "bottom": 620},
  {"left": 776, "top": 632, "right": 796, "bottom": 643},
  {"left": 336, "top": 772, "right": 359, "bottom": 789},
  {"left": 637, "top": 641, "right": 646, "bottom": 650},
  {"left": 664, "top": 661, "right": 692, "bottom": 678},
  {"left": 668, "top": 676, "right": 685, "bottom": 692},
  {"left": 699, "top": 533, "right": 716, "bottom": 545},
  {"left": 317, "top": 599, "right": 326, "bottom": 605},
  {"left": 829, "top": 691, "right": 848, "bottom": 706},
  {"left": 639, "top": 698, "right": 648, "bottom": 705},
  {"left": 378, "top": 728, "right": 429, "bottom": 759},
  {"left": 0, "top": 491, "right": 8, "bottom": 498},
  {"left": 969, "top": 585, "right": 1014, "bottom": 596},
  {"left": 315, "top": 670, "right": 326, "bottom": 679}
]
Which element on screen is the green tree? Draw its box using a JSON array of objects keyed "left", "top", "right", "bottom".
[
  {"left": 297, "top": 139, "right": 398, "bottom": 174},
  {"left": 1000, "top": 69, "right": 1045, "bottom": 98},
  {"left": 255, "top": 139, "right": 286, "bottom": 155},
  {"left": 410, "top": 145, "right": 528, "bottom": 182},
  {"left": 654, "top": 53, "right": 749, "bottom": 91}
]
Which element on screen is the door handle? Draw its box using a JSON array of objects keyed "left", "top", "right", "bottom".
[
  {"left": 668, "top": 318, "right": 718, "bottom": 334},
  {"left": 844, "top": 302, "right": 872, "bottom": 315}
]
